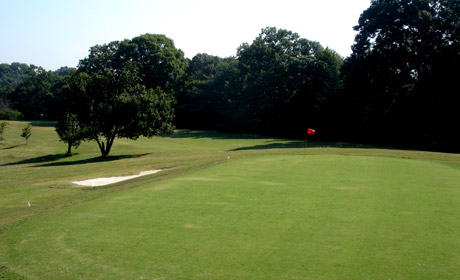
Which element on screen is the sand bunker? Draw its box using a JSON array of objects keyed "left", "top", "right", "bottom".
[{"left": 72, "top": 170, "right": 162, "bottom": 187}]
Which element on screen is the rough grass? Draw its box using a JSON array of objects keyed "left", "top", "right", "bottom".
[{"left": 1, "top": 121, "right": 460, "bottom": 279}]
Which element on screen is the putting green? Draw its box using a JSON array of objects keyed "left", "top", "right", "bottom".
[{"left": 1, "top": 154, "right": 460, "bottom": 279}]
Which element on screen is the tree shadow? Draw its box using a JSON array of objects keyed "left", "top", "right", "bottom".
[
  {"left": 230, "top": 141, "right": 305, "bottom": 151},
  {"left": 1, "top": 154, "right": 68, "bottom": 166},
  {"left": 25, "top": 121, "right": 57, "bottom": 127},
  {"left": 37, "top": 153, "right": 152, "bottom": 167},
  {"left": 168, "top": 130, "right": 265, "bottom": 140},
  {"left": 2, "top": 153, "right": 152, "bottom": 167},
  {"left": 1, "top": 144, "right": 26, "bottom": 150},
  {"left": 229, "top": 140, "right": 380, "bottom": 151},
  {"left": 170, "top": 130, "right": 381, "bottom": 151}
]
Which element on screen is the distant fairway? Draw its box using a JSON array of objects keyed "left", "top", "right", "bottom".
[{"left": 1, "top": 146, "right": 460, "bottom": 278}]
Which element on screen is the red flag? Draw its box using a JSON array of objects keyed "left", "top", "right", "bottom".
[{"left": 307, "top": 128, "right": 315, "bottom": 135}]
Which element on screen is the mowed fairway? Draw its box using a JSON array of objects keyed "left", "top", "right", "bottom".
[
  {"left": 1, "top": 122, "right": 460, "bottom": 279},
  {"left": 2, "top": 143, "right": 460, "bottom": 278}
]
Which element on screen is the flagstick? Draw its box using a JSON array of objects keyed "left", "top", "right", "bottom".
[{"left": 304, "top": 128, "right": 315, "bottom": 159}]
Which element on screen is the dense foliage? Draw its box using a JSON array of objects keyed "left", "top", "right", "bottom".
[
  {"left": 0, "top": 63, "right": 30, "bottom": 120},
  {"left": 10, "top": 66, "right": 62, "bottom": 120},
  {"left": 78, "top": 34, "right": 187, "bottom": 92},
  {"left": 55, "top": 112, "right": 82, "bottom": 156},
  {"left": 235, "top": 27, "right": 342, "bottom": 137},
  {"left": 2, "top": 0, "right": 459, "bottom": 152},
  {"left": 341, "top": 0, "right": 460, "bottom": 151},
  {"left": 57, "top": 34, "right": 182, "bottom": 157},
  {"left": 176, "top": 27, "right": 343, "bottom": 138},
  {"left": 0, "top": 64, "right": 75, "bottom": 120},
  {"left": 0, "top": 63, "right": 30, "bottom": 88},
  {"left": 175, "top": 54, "right": 239, "bottom": 130}
]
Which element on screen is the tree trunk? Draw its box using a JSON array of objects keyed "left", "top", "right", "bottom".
[
  {"left": 66, "top": 142, "right": 73, "bottom": 156},
  {"left": 96, "top": 135, "right": 115, "bottom": 157}
]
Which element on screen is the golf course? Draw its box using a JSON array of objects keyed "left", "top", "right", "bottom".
[{"left": 0, "top": 121, "right": 459, "bottom": 279}]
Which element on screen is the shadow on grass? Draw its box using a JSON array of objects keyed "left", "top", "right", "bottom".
[
  {"left": 230, "top": 140, "right": 380, "bottom": 151},
  {"left": 26, "top": 120, "right": 57, "bottom": 127},
  {"left": 230, "top": 141, "right": 304, "bottom": 151},
  {"left": 2, "top": 153, "right": 152, "bottom": 167},
  {"left": 1, "top": 154, "right": 68, "bottom": 166},
  {"left": 169, "top": 129, "right": 265, "bottom": 140},
  {"left": 1, "top": 144, "right": 25, "bottom": 150},
  {"left": 0, "top": 265, "right": 27, "bottom": 280},
  {"left": 170, "top": 130, "right": 382, "bottom": 151}
]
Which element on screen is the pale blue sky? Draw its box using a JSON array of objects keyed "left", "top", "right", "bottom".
[{"left": 1, "top": 0, "right": 371, "bottom": 70}]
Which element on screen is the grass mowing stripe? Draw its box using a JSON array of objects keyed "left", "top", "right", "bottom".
[{"left": 1, "top": 154, "right": 459, "bottom": 279}]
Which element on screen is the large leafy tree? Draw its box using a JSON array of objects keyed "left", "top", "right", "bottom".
[
  {"left": 236, "top": 27, "right": 343, "bottom": 136},
  {"left": 79, "top": 34, "right": 188, "bottom": 93},
  {"left": 117, "top": 34, "right": 188, "bottom": 92},
  {"left": 57, "top": 34, "right": 183, "bottom": 157},
  {"left": 59, "top": 67, "right": 174, "bottom": 157},
  {"left": 342, "top": 0, "right": 460, "bottom": 150}
]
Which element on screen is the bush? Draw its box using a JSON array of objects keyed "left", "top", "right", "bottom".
[{"left": 0, "top": 108, "right": 22, "bottom": 120}]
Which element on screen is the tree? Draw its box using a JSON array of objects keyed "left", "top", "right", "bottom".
[
  {"left": 65, "top": 34, "right": 184, "bottom": 157},
  {"left": 61, "top": 67, "right": 174, "bottom": 157},
  {"left": 236, "top": 27, "right": 343, "bottom": 136},
  {"left": 10, "top": 66, "right": 62, "bottom": 120},
  {"left": 342, "top": 0, "right": 460, "bottom": 150},
  {"left": 175, "top": 28, "right": 343, "bottom": 137},
  {"left": 175, "top": 53, "right": 231, "bottom": 129},
  {"left": 1, "top": 63, "right": 29, "bottom": 120},
  {"left": 55, "top": 112, "right": 82, "bottom": 156},
  {"left": 79, "top": 34, "right": 188, "bottom": 93},
  {"left": 54, "top": 66, "right": 77, "bottom": 77},
  {"left": 0, "top": 63, "right": 30, "bottom": 88},
  {"left": 20, "top": 124, "right": 32, "bottom": 145}
]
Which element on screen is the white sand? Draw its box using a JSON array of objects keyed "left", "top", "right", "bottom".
[{"left": 72, "top": 170, "right": 162, "bottom": 187}]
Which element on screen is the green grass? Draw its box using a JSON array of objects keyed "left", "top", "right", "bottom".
[
  {"left": 0, "top": 122, "right": 298, "bottom": 224},
  {"left": 1, "top": 121, "right": 460, "bottom": 279}
]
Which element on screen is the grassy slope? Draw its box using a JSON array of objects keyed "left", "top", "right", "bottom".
[
  {"left": 1, "top": 122, "right": 460, "bottom": 279},
  {"left": 0, "top": 123, "right": 297, "bottom": 224}
]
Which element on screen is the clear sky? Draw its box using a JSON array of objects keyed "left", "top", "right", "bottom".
[{"left": 1, "top": 0, "right": 371, "bottom": 70}]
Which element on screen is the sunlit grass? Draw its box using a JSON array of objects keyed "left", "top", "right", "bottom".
[{"left": 1, "top": 121, "right": 460, "bottom": 279}]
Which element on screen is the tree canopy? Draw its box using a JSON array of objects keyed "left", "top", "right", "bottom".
[
  {"left": 57, "top": 34, "right": 183, "bottom": 157},
  {"left": 236, "top": 27, "right": 343, "bottom": 136},
  {"left": 176, "top": 27, "right": 343, "bottom": 138},
  {"left": 175, "top": 54, "right": 238, "bottom": 130},
  {"left": 59, "top": 67, "right": 174, "bottom": 157},
  {"left": 0, "top": 64, "right": 75, "bottom": 121},
  {"left": 342, "top": 0, "right": 460, "bottom": 151},
  {"left": 78, "top": 34, "right": 187, "bottom": 93},
  {"left": 3, "top": 13, "right": 460, "bottom": 153},
  {"left": 0, "top": 63, "right": 30, "bottom": 88},
  {"left": 10, "top": 66, "right": 62, "bottom": 120}
]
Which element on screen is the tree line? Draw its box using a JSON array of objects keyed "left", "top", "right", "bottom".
[
  {"left": 1, "top": 0, "right": 459, "bottom": 155},
  {"left": 0, "top": 64, "right": 76, "bottom": 120}
]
